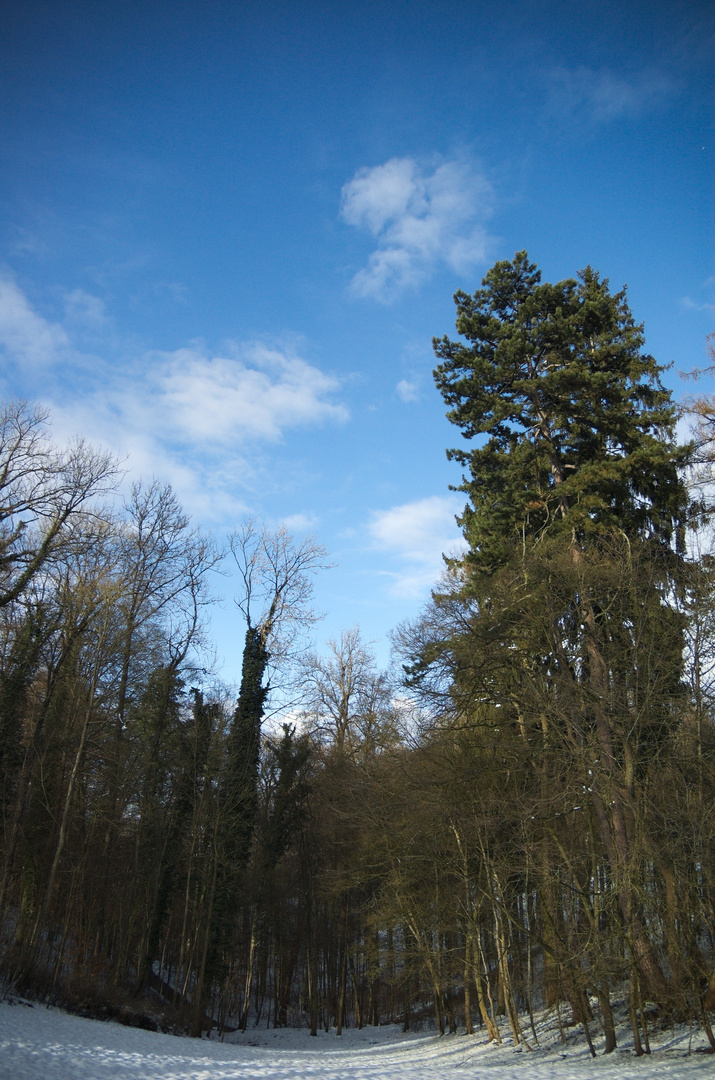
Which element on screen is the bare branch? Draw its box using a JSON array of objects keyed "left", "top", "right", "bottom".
[
  {"left": 0, "top": 400, "right": 118, "bottom": 608},
  {"left": 229, "top": 520, "right": 332, "bottom": 655}
]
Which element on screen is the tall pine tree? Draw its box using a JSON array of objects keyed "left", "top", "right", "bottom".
[
  {"left": 433, "top": 251, "right": 688, "bottom": 564},
  {"left": 427, "top": 252, "right": 693, "bottom": 1007}
]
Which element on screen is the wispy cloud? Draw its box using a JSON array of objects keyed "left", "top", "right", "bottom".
[
  {"left": 681, "top": 297, "right": 715, "bottom": 313},
  {"left": 340, "top": 157, "right": 494, "bottom": 301},
  {"left": 0, "top": 278, "right": 348, "bottom": 522},
  {"left": 680, "top": 275, "right": 715, "bottom": 315},
  {"left": 0, "top": 275, "right": 69, "bottom": 364},
  {"left": 63, "top": 288, "right": 110, "bottom": 329},
  {"left": 369, "top": 494, "right": 467, "bottom": 597},
  {"left": 547, "top": 67, "right": 672, "bottom": 124}
]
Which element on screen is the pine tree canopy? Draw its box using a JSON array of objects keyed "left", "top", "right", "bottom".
[{"left": 433, "top": 252, "right": 691, "bottom": 571}]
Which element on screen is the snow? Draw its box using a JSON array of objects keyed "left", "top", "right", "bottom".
[{"left": 1, "top": 1000, "right": 713, "bottom": 1080}]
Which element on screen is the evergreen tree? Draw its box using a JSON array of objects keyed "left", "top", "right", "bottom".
[
  {"left": 433, "top": 251, "right": 689, "bottom": 565},
  {"left": 424, "top": 253, "right": 694, "bottom": 1010}
]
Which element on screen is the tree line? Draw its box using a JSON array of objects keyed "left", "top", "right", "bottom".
[{"left": 1, "top": 254, "right": 714, "bottom": 1055}]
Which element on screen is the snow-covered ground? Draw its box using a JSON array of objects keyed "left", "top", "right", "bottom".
[{"left": 1, "top": 999, "right": 713, "bottom": 1080}]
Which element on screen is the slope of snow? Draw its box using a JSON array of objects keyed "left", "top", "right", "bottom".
[{"left": 1, "top": 998, "right": 713, "bottom": 1080}]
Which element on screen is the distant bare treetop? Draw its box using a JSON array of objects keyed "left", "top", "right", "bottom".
[
  {"left": 0, "top": 399, "right": 117, "bottom": 609},
  {"left": 229, "top": 520, "right": 332, "bottom": 659}
]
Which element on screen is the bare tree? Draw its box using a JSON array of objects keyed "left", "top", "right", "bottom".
[
  {"left": 114, "top": 479, "right": 221, "bottom": 728},
  {"left": 98, "top": 479, "right": 221, "bottom": 952},
  {"left": 230, "top": 520, "right": 330, "bottom": 664},
  {"left": 0, "top": 400, "right": 117, "bottom": 609},
  {"left": 194, "top": 522, "right": 330, "bottom": 1029},
  {"left": 303, "top": 627, "right": 398, "bottom": 758}
]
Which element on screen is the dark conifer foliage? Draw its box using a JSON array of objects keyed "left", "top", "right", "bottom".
[{"left": 433, "top": 251, "right": 689, "bottom": 563}]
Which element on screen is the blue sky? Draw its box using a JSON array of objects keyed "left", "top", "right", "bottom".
[{"left": 0, "top": 0, "right": 712, "bottom": 679}]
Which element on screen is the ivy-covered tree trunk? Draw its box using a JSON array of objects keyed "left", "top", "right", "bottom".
[
  {"left": 197, "top": 625, "right": 268, "bottom": 1026},
  {"left": 0, "top": 605, "right": 48, "bottom": 817},
  {"left": 133, "top": 680, "right": 216, "bottom": 997},
  {"left": 225, "top": 625, "right": 269, "bottom": 870}
]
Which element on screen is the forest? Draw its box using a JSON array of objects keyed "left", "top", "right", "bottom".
[{"left": 1, "top": 253, "right": 714, "bottom": 1056}]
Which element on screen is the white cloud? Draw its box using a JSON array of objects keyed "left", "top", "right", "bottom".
[
  {"left": 0, "top": 278, "right": 347, "bottom": 448},
  {"left": 151, "top": 343, "right": 348, "bottom": 445},
  {"left": 547, "top": 67, "right": 671, "bottom": 124},
  {"left": 369, "top": 494, "right": 467, "bottom": 598},
  {"left": 340, "top": 157, "right": 494, "bottom": 301},
  {"left": 396, "top": 379, "right": 420, "bottom": 403},
  {"left": 0, "top": 277, "right": 348, "bottom": 524},
  {"left": 280, "top": 512, "right": 319, "bottom": 533},
  {"left": 0, "top": 275, "right": 69, "bottom": 364},
  {"left": 370, "top": 494, "right": 464, "bottom": 562},
  {"left": 341, "top": 157, "right": 417, "bottom": 234}
]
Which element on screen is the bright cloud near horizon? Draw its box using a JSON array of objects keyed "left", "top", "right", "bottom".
[{"left": 0, "top": 0, "right": 711, "bottom": 677}]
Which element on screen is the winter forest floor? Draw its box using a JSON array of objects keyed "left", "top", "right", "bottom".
[{"left": 1, "top": 996, "right": 714, "bottom": 1080}]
